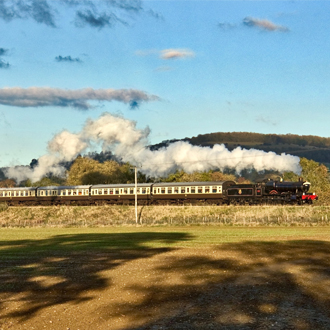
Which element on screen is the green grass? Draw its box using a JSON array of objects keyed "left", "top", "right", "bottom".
[{"left": 0, "top": 227, "right": 329, "bottom": 253}]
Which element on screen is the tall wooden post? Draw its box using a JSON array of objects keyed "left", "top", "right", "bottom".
[{"left": 135, "top": 166, "right": 138, "bottom": 224}]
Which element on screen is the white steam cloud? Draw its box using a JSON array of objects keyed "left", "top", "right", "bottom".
[
  {"left": 0, "top": 87, "right": 160, "bottom": 110},
  {"left": 5, "top": 112, "right": 301, "bottom": 183}
]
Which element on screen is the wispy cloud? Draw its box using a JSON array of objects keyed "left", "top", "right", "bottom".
[
  {"left": 0, "top": 47, "right": 10, "bottom": 68},
  {"left": 0, "top": 0, "right": 56, "bottom": 27},
  {"left": 0, "top": 48, "right": 9, "bottom": 56},
  {"left": 0, "top": 87, "right": 160, "bottom": 110},
  {"left": 55, "top": 55, "right": 82, "bottom": 63},
  {"left": 218, "top": 22, "right": 237, "bottom": 31},
  {"left": 256, "top": 115, "right": 278, "bottom": 126},
  {"left": 154, "top": 66, "right": 173, "bottom": 72},
  {"left": 160, "top": 49, "right": 195, "bottom": 60},
  {"left": 136, "top": 48, "right": 195, "bottom": 60},
  {"left": 0, "top": 59, "right": 10, "bottom": 69},
  {"left": 0, "top": 0, "right": 159, "bottom": 29},
  {"left": 74, "top": 10, "right": 122, "bottom": 29},
  {"left": 243, "top": 17, "right": 289, "bottom": 32}
]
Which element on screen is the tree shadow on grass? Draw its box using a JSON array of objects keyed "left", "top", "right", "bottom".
[
  {"left": 112, "top": 240, "right": 330, "bottom": 330},
  {"left": 0, "top": 232, "right": 192, "bottom": 321}
]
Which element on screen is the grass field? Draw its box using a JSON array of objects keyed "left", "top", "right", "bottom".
[
  {"left": 0, "top": 226, "right": 330, "bottom": 329},
  {"left": 1, "top": 204, "right": 330, "bottom": 227}
]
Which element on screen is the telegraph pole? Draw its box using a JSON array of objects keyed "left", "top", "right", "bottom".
[{"left": 134, "top": 166, "right": 138, "bottom": 224}]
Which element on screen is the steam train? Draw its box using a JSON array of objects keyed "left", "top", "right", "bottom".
[{"left": 0, "top": 178, "right": 318, "bottom": 206}]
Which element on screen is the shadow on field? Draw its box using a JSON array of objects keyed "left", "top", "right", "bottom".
[
  {"left": 117, "top": 240, "right": 330, "bottom": 330},
  {"left": 0, "top": 232, "right": 191, "bottom": 321}
]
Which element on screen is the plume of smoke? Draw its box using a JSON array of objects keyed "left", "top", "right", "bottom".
[{"left": 5, "top": 113, "right": 301, "bottom": 183}]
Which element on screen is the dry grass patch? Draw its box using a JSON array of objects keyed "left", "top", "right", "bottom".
[{"left": 1, "top": 205, "right": 330, "bottom": 227}]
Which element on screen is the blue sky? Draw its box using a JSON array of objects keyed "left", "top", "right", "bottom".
[{"left": 0, "top": 0, "right": 329, "bottom": 168}]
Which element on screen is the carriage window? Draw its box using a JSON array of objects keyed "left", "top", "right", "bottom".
[
  {"left": 205, "top": 187, "right": 210, "bottom": 193},
  {"left": 181, "top": 188, "right": 185, "bottom": 193},
  {"left": 191, "top": 187, "right": 196, "bottom": 193},
  {"left": 109, "top": 189, "right": 114, "bottom": 195},
  {"left": 68, "top": 190, "right": 72, "bottom": 195},
  {"left": 186, "top": 188, "right": 190, "bottom": 193},
  {"left": 115, "top": 189, "right": 119, "bottom": 194},
  {"left": 174, "top": 187, "right": 179, "bottom": 193},
  {"left": 146, "top": 188, "right": 150, "bottom": 193},
  {"left": 98, "top": 190, "right": 102, "bottom": 195},
  {"left": 198, "top": 187, "right": 203, "bottom": 193},
  {"left": 78, "top": 190, "right": 82, "bottom": 195},
  {"left": 123, "top": 188, "right": 127, "bottom": 194},
  {"left": 218, "top": 186, "right": 222, "bottom": 193},
  {"left": 167, "top": 188, "right": 172, "bottom": 193},
  {"left": 212, "top": 187, "right": 217, "bottom": 193},
  {"left": 161, "top": 188, "right": 165, "bottom": 194},
  {"left": 85, "top": 189, "right": 89, "bottom": 195},
  {"left": 142, "top": 188, "right": 146, "bottom": 194}
]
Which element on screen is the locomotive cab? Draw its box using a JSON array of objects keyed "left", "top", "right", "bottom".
[{"left": 302, "top": 181, "right": 311, "bottom": 193}]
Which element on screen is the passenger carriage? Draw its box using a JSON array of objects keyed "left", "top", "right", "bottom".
[
  {"left": 36, "top": 185, "right": 91, "bottom": 205},
  {"left": 0, "top": 187, "right": 37, "bottom": 205},
  {"left": 90, "top": 183, "right": 152, "bottom": 204},
  {"left": 151, "top": 181, "right": 235, "bottom": 204}
]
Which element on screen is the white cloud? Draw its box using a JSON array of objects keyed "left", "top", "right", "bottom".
[{"left": 0, "top": 87, "right": 160, "bottom": 110}]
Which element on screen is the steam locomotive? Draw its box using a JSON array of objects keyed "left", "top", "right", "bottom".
[{"left": 0, "top": 178, "right": 318, "bottom": 206}]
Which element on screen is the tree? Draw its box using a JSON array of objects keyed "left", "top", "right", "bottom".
[
  {"left": 66, "top": 157, "right": 137, "bottom": 185},
  {"left": 0, "top": 179, "right": 16, "bottom": 188},
  {"left": 283, "top": 157, "right": 330, "bottom": 204}
]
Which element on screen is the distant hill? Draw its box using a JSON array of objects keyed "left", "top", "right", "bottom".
[{"left": 151, "top": 132, "right": 330, "bottom": 165}]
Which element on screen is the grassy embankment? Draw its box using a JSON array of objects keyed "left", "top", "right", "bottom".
[{"left": 0, "top": 203, "right": 330, "bottom": 227}]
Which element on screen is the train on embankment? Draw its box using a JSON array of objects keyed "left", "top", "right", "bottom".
[{"left": 0, "top": 178, "right": 318, "bottom": 206}]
